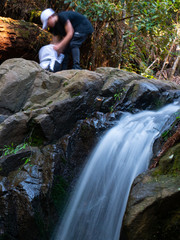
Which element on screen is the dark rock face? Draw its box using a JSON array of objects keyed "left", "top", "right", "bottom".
[
  {"left": 121, "top": 141, "right": 180, "bottom": 240},
  {"left": 0, "top": 59, "right": 180, "bottom": 240}
]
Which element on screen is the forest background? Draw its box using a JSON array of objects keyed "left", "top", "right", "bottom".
[{"left": 0, "top": 0, "right": 179, "bottom": 82}]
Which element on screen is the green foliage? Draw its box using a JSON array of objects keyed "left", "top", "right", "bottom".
[
  {"left": 71, "top": 91, "right": 81, "bottom": 98},
  {"left": 64, "top": 0, "right": 122, "bottom": 21},
  {"left": 110, "top": 88, "right": 127, "bottom": 112},
  {"left": 4, "top": 0, "right": 179, "bottom": 75},
  {"left": 141, "top": 72, "right": 156, "bottom": 79},
  {"left": 114, "top": 88, "right": 126, "bottom": 101},
  {"left": 175, "top": 113, "right": 180, "bottom": 120},
  {"left": 29, "top": 10, "right": 42, "bottom": 22},
  {"left": 161, "top": 130, "right": 170, "bottom": 141},
  {"left": 161, "top": 111, "right": 180, "bottom": 141},
  {"left": 63, "top": 0, "right": 179, "bottom": 75},
  {"left": 23, "top": 157, "right": 31, "bottom": 165},
  {"left": 135, "top": 0, "right": 175, "bottom": 34},
  {"left": 17, "top": 157, "right": 33, "bottom": 171},
  {"left": 63, "top": 81, "right": 69, "bottom": 87},
  {"left": 0, "top": 142, "right": 32, "bottom": 172},
  {"left": 0, "top": 143, "right": 28, "bottom": 157}
]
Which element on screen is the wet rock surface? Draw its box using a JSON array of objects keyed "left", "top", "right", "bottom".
[
  {"left": 0, "top": 59, "right": 180, "bottom": 239},
  {"left": 121, "top": 140, "right": 180, "bottom": 240}
]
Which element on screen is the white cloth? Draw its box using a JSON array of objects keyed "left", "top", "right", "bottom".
[{"left": 39, "top": 44, "right": 64, "bottom": 70}]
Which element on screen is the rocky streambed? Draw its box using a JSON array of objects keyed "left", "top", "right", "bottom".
[{"left": 0, "top": 58, "right": 179, "bottom": 240}]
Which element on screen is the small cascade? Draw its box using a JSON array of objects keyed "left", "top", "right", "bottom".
[{"left": 53, "top": 102, "right": 180, "bottom": 240}]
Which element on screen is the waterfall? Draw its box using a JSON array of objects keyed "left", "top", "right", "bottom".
[{"left": 53, "top": 102, "right": 180, "bottom": 240}]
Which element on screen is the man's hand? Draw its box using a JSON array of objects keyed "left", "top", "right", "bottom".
[{"left": 53, "top": 42, "right": 63, "bottom": 54}]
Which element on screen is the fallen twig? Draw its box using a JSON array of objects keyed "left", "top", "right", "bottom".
[{"left": 150, "top": 124, "right": 180, "bottom": 169}]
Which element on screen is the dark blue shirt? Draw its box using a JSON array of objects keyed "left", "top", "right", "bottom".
[{"left": 51, "top": 11, "right": 94, "bottom": 36}]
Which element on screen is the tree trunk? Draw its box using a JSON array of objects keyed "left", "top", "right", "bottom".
[
  {"left": 0, "top": 17, "right": 52, "bottom": 64},
  {"left": 170, "top": 48, "right": 180, "bottom": 79},
  {"left": 158, "top": 37, "right": 177, "bottom": 80},
  {"left": 118, "top": 0, "right": 127, "bottom": 68}
]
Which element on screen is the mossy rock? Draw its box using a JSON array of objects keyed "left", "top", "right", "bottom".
[{"left": 153, "top": 143, "right": 180, "bottom": 176}]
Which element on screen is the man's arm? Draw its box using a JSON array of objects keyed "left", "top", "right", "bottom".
[{"left": 53, "top": 20, "right": 74, "bottom": 53}]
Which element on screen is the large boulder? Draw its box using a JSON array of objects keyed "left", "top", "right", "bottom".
[
  {"left": 0, "top": 59, "right": 179, "bottom": 148},
  {"left": 0, "top": 112, "right": 120, "bottom": 240},
  {"left": 0, "top": 58, "right": 180, "bottom": 240},
  {"left": 121, "top": 125, "right": 180, "bottom": 240}
]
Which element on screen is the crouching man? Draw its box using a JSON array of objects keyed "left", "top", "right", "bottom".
[{"left": 40, "top": 8, "right": 94, "bottom": 70}]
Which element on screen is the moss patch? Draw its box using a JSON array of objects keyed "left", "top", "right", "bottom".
[{"left": 153, "top": 143, "right": 180, "bottom": 176}]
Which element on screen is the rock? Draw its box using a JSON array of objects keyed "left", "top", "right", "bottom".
[
  {"left": 0, "top": 112, "right": 29, "bottom": 148},
  {"left": 0, "top": 60, "right": 180, "bottom": 240},
  {"left": 0, "top": 146, "right": 54, "bottom": 240},
  {"left": 0, "top": 148, "right": 32, "bottom": 176},
  {"left": 0, "top": 60, "right": 179, "bottom": 147},
  {"left": 0, "top": 58, "right": 41, "bottom": 114},
  {"left": 97, "top": 68, "right": 180, "bottom": 113},
  {"left": 0, "top": 111, "right": 120, "bottom": 240},
  {"left": 0, "top": 114, "right": 8, "bottom": 124},
  {"left": 118, "top": 79, "right": 180, "bottom": 112},
  {"left": 98, "top": 67, "right": 144, "bottom": 97},
  {"left": 121, "top": 143, "right": 180, "bottom": 240}
]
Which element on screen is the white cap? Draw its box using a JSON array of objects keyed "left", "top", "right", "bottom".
[{"left": 40, "top": 8, "right": 55, "bottom": 29}]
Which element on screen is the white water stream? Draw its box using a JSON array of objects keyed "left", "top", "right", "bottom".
[{"left": 53, "top": 102, "right": 180, "bottom": 240}]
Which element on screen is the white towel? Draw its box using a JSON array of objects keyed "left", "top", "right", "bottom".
[{"left": 39, "top": 44, "right": 64, "bottom": 70}]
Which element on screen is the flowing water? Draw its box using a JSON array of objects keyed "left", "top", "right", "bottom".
[{"left": 53, "top": 102, "right": 180, "bottom": 240}]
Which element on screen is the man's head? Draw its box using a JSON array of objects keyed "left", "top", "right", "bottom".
[{"left": 40, "top": 8, "right": 56, "bottom": 29}]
